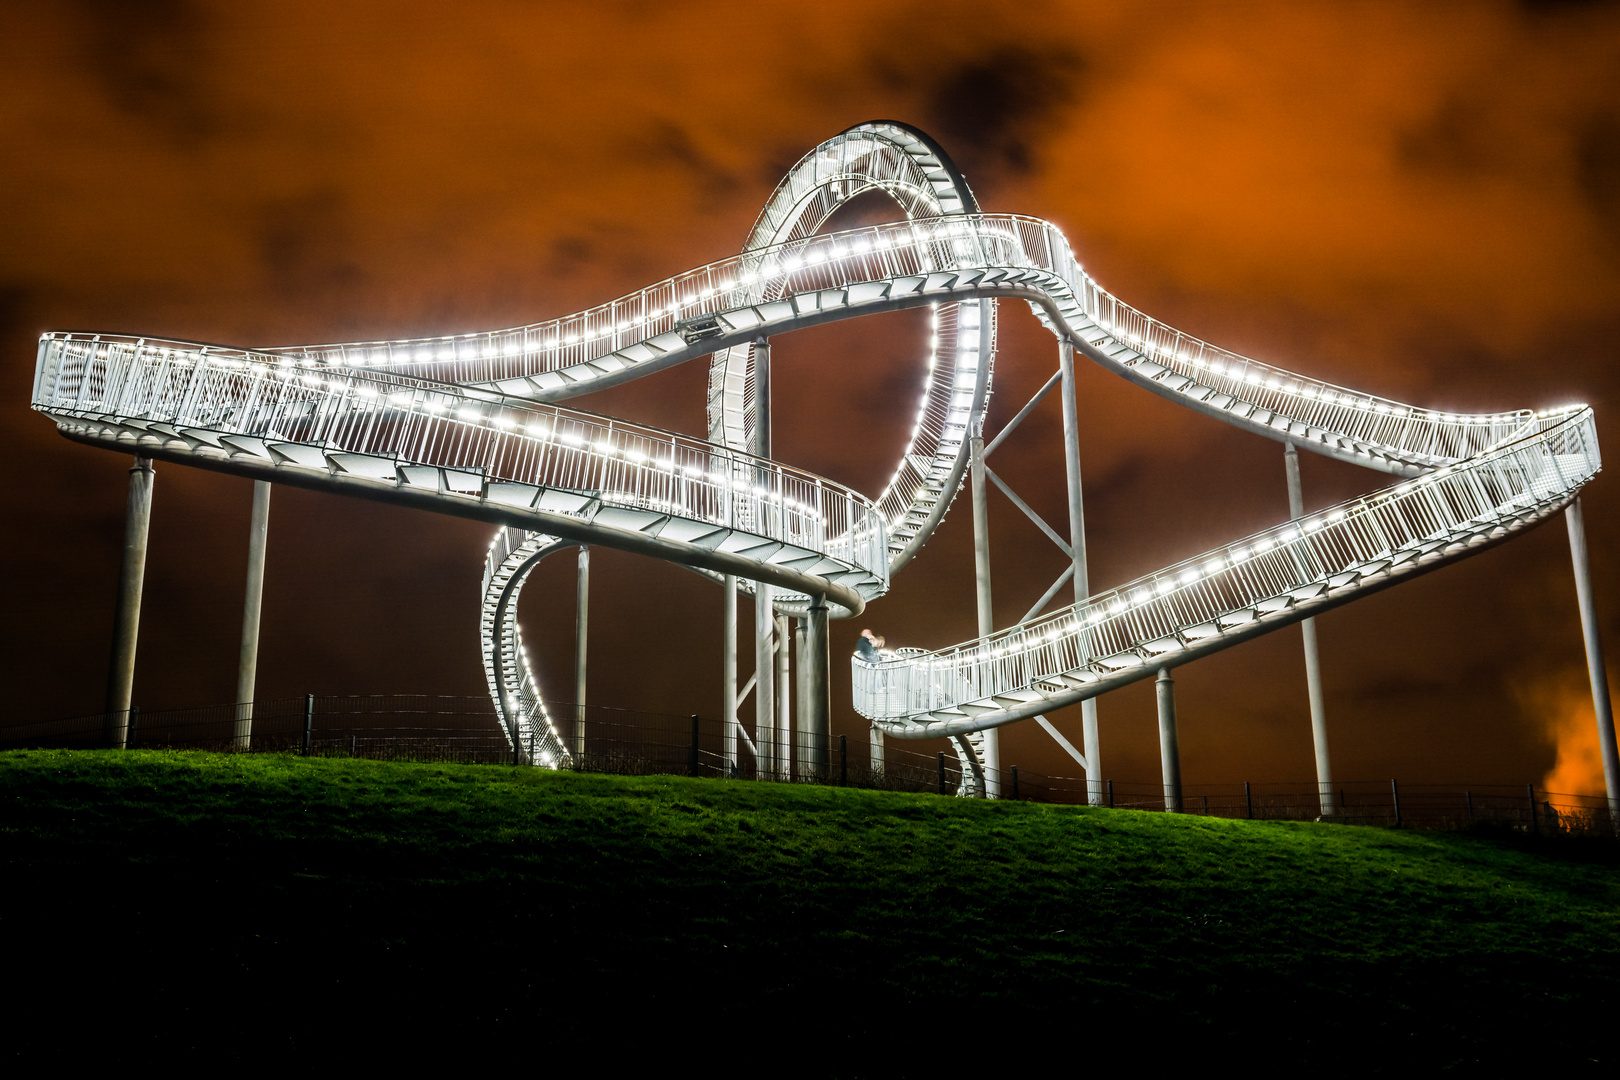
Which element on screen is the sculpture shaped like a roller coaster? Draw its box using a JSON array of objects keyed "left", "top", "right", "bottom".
[{"left": 32, "top": 122, "right": 1612, "bottom": 806}]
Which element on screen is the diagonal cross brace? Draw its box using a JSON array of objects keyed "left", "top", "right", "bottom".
[
  {"left": 1036, "top": 714, "right": 1089, "bottom": 774},
  {"left": 984, "top": 465, "right": 1073, "bottom": 558}
]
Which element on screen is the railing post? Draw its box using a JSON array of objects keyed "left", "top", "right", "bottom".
[
  {"left": 688, "top": 714, "right": 700, "bottom": 777},
  {"left": 302, "top": 694, "right": 313, "bottom": 756},
  {"left": 937, "top": 751, "right": 947, "bottom": 796},
  {"left": 1391, "top": 779, "right": 1402, "bottom": 828},
  {"left": 105, "top": 456, "right": 154, "bottom": 749}
]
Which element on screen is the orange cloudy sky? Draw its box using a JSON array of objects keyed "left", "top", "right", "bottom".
[{"left": 2, "top": 0, "right": 1617, "bottom": 792}]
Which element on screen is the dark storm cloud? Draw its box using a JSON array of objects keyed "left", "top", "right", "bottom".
[
  {"left": 636, "top": 120, "right": 742, "bottom": 207},
  {"left": 256, "top": 189, "right": 366, "bottom": 301},
  {"left": 870, "top": 42, "right": 1085, "bottom": 185},
  {"left": 1576, "top": 111, "right": 1620, "bottom": 238},
  {"left": 71, "top": 0, "right": 227, "bottom": 147}
]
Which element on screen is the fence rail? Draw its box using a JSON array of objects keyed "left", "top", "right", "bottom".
[{"left": 2, "top": 698, "right": 1612, "bottom": 835}]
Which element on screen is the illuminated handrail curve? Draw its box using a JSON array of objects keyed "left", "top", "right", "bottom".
[
  {"left": 31, "top": 120, "right": 1603, "bottom": 765},
  {"left": 856, "top": 409, "right": 1599, "bottom": 739}
]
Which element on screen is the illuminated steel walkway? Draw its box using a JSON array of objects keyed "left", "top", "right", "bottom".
[{"left": 30, "top": 122, "right": 1613, "bottom": 806}]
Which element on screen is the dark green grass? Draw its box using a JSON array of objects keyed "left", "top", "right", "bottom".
[{"left": 2, "top": 750, "right": 1616, "bottom": 1072}]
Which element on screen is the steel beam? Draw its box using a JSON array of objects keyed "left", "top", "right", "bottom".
[
  {"left": 1565, "top": 497, "right": 1620, "bottom": 822},
  {"left": 105, "top": 456, "right": 153, "bottom": 748},
  {"left": 1156, "top": 667, "right": 1183, "bottom": 813},
  {"left": 1285, "top": 441, "right": 1335, "bottom": 816},
  {"left": 233, "top": 480, "right": 271, "bottom": 749},
  {"left": 575, "top": 544, "right": 589, "bottom": 758},
  {"left": 1059, "top": 341, "right": 1103, "bottom": 805}
]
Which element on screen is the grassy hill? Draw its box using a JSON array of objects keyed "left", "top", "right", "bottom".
[{"left": 2, "top": 750, "right": 1616, "bottom": 1072}]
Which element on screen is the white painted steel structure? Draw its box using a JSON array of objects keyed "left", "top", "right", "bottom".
[{"left": 30, "top": 121, "right": 1613, "bottom": 803}]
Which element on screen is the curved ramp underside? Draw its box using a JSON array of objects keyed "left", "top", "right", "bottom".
[{"left": 30, "top": 121, "right": 1601, "bottom": 761}]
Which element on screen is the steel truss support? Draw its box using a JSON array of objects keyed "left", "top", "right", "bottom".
[
  {"left": 234, "top": 480, "right": 271, "bottom": 749},
  {"left": 575, "top": 544, "right": 589, "bottom": 758},
  {"left": 969, "top": 424, "right": 1000, "bottom": 797},
  {"left": 1156, "top": 667, "right": 1183, "bottom": 812},
  {"left": 1565, "top": 497, "right": 1620, "bottom": 821},
  {"left": 1285, "top": 442, "right": 1335, "bottom": 817},
  {"left": 1059, "top": 341, "right": 1103, "bottom": 805},
  {"left": 723, "top": 574, "right": 738, "bottom": 775},
  {"left": 105, "top": 455, "right": 154, "bottom": 748}
]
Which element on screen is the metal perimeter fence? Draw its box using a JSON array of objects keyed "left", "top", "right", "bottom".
[{"left": 0, "top": 696, "right": 1613, "bottom": 836}]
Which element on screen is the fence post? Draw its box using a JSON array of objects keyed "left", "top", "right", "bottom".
[
  {"left": 302, "top": 694, "right": 313, "bottom": 756},
  {"left": 1202, "top": 794, "right": 1209, "bottom": 816},
  {"left": 936, "top": 751, "right": 947, "bottom": 795},
  {"left": 1391, "top": 779, "right": 1401, "bottom": 828},
  {"left": 1465, "top": 790, "right": 1473, "bottom": 820},
  {"left": 1106, "top": 779, "right": 1114, "bottom": 808},
  {"left": 127, "top": 706, "right": 140, "bottom": 750},
  {"left": 1527, "top": 784, "right": 1537, "bottom": 835},
  {"left": 1245, "top": 780, "right": 1253, "bottom": 820},
  {"left": 1010, "top": 765, "right": 1019, "bottom": 801},
  {"left": 838, "top": 734, "right": 847, "bottom": 786},
  {"left": 689, "top": 714, "right": 701, "bottom": 777}
]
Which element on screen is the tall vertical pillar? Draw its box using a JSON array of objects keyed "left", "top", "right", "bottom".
[
  {"left": 105, "top": 456, "right": 154, "bottom": 749},
  {"left": 1059, "top": 342, "right": 1103, "bottom": 804},
  {"left": 776, "top": 614, "right": 792, "bottom": 778},
  {"left": 1285, "top": 442, "right": 1334, "bottom": 817},
  {"left": 233, "top": 480, "right": 271, "bottom": 750},
  {"left": 1565, "top": 497, "right": 1620, "bottom": 821},
  {"left": 870, "top": 724, "right": 885, "bottom": 777},
  {"left": 723, "top": 574, "right": 738, "bottom": 775},
  {"left": 802, "top": 597, "right": 831, "bottom": 779},
  {"left": 1156, "top": 667, "right": 1183, "bottom": 813},
  {"left": 752, "top": 336, "right": 775, "bottom": 777},
  {"left": 755, "top": 584, "right": 775, "bottom": 777},
  {"left": 575, "top": 544, "right": 589, "bottom": 759},
  {"left": 969, "top": 427, "right": 1000, "bottom": 797}
]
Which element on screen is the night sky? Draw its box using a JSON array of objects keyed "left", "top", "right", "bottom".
[{"left": 3, "top": 0, "right": 1617, "bottom": 793}]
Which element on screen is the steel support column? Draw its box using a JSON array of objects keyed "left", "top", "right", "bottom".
[
  {"left": 755, "top": 584, "right": 775, "bottom": 777},
  {"left": 1565, "top": 497, "right": 1620, "bottom": 821},
  {"left": 802, "top": 597, "right": 831, "bottom": 779},
  {"left": 870, "top": 724, "right": 885, "bottom": 777},
  {"left": 1156, "top": 667, "right": 1183, "bottom": 813},
  {"left": 776, "top": 614, "right": 791, "bottom": 778},
  {"left": 752, "top": 336, "right": 775, "bottom": 777},
  {"left": 1285, "top": 442, "right": 1335, "bottom": 816},
  {"left": 969, "top": 426, "right": 1000, "bottom": 796},
  {"left": 723, "top": 574, "right": 738, "bottom": 775},
  {"left": 105, "top": 456, "right": 153, "bottom": 748},
  {"left": 233, "top": 480, "right": 271, "bottom": 750},
  {"left": 575, "top": 544, "right": 589, "bottom": 758},
  {"left": 1059, "top": 342, "right": 1103, "bottom": 805}
]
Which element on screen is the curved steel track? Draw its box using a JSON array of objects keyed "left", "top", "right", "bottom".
[{"left": 30, "top": 122, "right": 1601, "bottom": 769}]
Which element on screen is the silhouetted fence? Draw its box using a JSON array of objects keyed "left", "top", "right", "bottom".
[{"left": 1, "top": 698, "right": 1612, "bottom": 834}]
